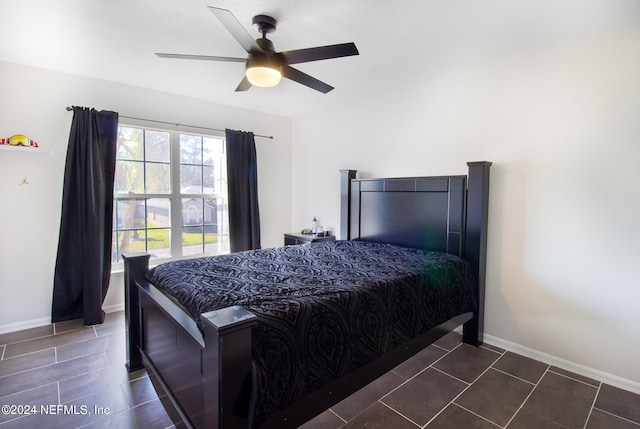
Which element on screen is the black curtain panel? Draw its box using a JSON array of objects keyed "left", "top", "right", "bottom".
[
  {"left": 52, "top": 107, "right": 119, "bottom": 325},
  {"left": 225, "top": 129, "right": 261, "bottom": 252}
]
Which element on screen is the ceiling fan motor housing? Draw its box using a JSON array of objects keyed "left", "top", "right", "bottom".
[{"left": 246, "top": 55, "right": 281, "bottom": 72}]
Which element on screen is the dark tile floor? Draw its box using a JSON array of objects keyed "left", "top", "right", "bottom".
[{"left": 1, "top": 312, "right": 639, "bottom": 429}]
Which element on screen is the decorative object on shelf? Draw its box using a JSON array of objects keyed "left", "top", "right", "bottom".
[
  {"left": 311, "top": 217, "right": 318, "bottom": 234},
  {"left": 0, "top": 134, "right": 39, "bottom": 148}
]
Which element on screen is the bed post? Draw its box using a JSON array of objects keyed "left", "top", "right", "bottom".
[
  {"left": 123, "top": 252, "right": 150, "bottom": 372},
  {"left": 463, "top": 161, "right": 491, "bottom": 346},
  {"left": 201, "top": 306, "right": 258, "bottom": 429},
  {"left": 340, "top": 169, "right": 357, "bottom": 240}
]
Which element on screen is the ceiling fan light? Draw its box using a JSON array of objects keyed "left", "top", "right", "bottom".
[{"left": 246, "top": 65, "right": 282, "bottom": 87}]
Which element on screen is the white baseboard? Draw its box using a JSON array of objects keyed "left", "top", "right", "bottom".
[
  {"left": 102, "top": 303, "right": 125, "bottom": 314},
  {"left": 482, "top": 333, "right": 640, "bottom": 395},
  {"left": 0, "top": 304, "right": 126, "bottom": 335},
  {"left": 0, "top": 316, "right": 52, "bottom": 335}
]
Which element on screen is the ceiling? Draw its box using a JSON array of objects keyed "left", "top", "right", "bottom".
[{"left": 2, "top": 0, "right": 639, "bottom": 118}]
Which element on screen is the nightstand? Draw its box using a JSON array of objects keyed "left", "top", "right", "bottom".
[{"left": 284, "top": 233, "right": 335, "bottom": 246}]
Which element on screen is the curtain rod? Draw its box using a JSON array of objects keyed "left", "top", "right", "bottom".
[{"left": 65, "top": 106, "right": 273, "bottom": 140}]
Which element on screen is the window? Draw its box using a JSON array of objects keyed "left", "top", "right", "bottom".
[{"left": 112, "top": 125, "right": 229, "bottom": 264}]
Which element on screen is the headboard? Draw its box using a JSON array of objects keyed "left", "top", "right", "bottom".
[
  {"left": 348, "top": 175, "right": 467, "bottom": 255},
  {"left": 340, "top": 162, "right": 490, "bottom": 257}
]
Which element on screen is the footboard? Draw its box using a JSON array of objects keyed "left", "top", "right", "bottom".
[{"left": 123, "top": 253, "right": 257, "bottom": 429}]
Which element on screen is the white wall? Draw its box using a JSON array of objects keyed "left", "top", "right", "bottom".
[
  {"left": 0, "top": 61, "right": 292, "bottom": 330},
  {"left": 292, "top": 23, "right": 640, "bottom": 388}
]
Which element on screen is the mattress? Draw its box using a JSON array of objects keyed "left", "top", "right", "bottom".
[{"left": 146, "top": 239, "right": 477, "bottom": 426}]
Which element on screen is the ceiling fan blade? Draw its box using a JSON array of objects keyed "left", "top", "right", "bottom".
[
  {"left": 282, "top": 42, "right": 359, "bottom": 65},
  {"left": 156, "top": 53, "right": 246, "bottom": 63},
  {"left": 235, "top": 76, "right": 252, "bottom": 92},
  {"left": 208, "top": 7, "right": 263, "bottom": 54},
  {"left": 282, "top": 65, "right": 334, "bottom": 93}
]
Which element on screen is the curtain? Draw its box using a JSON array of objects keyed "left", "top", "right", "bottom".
[
  {"left": 225, "top": 129, "right": 261, "bottom": 252},
  {"left": 52, "top": 107, "right": 119, "bottom": 325}
]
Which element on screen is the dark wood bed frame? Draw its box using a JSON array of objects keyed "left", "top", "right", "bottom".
[{"left": 123, "top": 161, "right": 491, "bottom": 429}]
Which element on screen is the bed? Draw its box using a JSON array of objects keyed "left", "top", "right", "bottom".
[{"left": 123, "top": 161, "right": 491, "bottom": 429}]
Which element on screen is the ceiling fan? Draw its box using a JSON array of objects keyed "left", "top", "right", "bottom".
[{"left": 156, "top": 7, "right": 359, "bottom": 93}]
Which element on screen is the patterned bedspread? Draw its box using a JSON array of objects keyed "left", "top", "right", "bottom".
[{"left": 146, "top": 240, "right": 477, "bottom": 427}]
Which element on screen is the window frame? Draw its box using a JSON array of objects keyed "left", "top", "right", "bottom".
[{"left": 111, "top": 119, "right": 229, "bottom": 270}]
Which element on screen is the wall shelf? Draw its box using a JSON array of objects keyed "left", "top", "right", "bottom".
[{"left": 0, "top": 145, "right": 49, "bottom": 154}]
